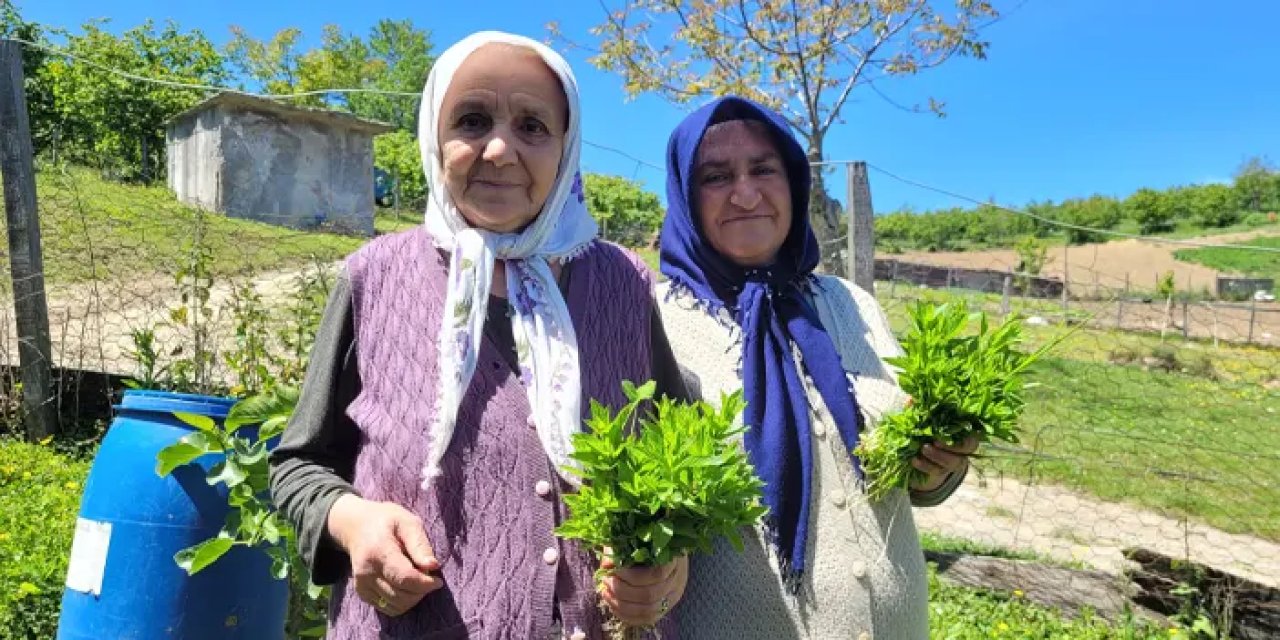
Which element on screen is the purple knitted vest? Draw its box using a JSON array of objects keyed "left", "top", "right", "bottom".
[{"left": 328, "top": 228, "right": 671, "bottom": 640}]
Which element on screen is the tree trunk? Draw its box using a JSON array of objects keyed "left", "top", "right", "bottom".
[{"left": 804, "top": 140, "right": 843, "bottom": 275}]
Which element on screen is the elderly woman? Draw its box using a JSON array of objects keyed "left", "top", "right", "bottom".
[
  {"left": 656, "top": 96, "right": 975, "bottom": 639},
  {"left": 268, "top": 32, "right": 687, "bottom": 639}
]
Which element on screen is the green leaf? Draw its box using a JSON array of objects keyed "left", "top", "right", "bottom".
[
  {"left": 155, "top": 431, "right": 220, "bottom": 477},
  {"left": 207, "top": 459, "right": 249, "bottom": 487},
  {"left": 225, "top": 386, "right": 299, "bottom": 432},
  {"left": 174, "top": 412, "right": 219, "bottom": 433},
  {"left": 174, "top": 536, "right": 235, "bottom": 575}
]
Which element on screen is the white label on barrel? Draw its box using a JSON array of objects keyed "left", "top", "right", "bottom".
[{"left": 65, "top": 518, "right": 112, "bottom": 596}]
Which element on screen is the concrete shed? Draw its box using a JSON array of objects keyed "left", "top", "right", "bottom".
[{"left": 165, "top": 92, "right": 393, "bottom": 235}]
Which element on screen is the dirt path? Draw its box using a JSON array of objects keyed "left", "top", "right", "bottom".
[
  {"left": 0, "top": 263, "right": 335, "bottom": 379},
  {"left": 913, "top": 473, "right": 1280, "bottom": 589},
  {"left": 897, "top": 228, "right": 1280, "bottom": 293}
]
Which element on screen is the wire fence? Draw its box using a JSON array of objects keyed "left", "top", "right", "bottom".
[
  {"left": 2, "top": 37, "right": 1279, "bottom": 634},
  {"left": 875, "top": 260, "right": 1280, "bottom": 593}
]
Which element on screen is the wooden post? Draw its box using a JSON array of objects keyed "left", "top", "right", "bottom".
[
  {"left": 1001, "top": 274, "right": 1012, "bottom": 316},
  {"left": 0, "top": 41, "right": 58, "bottom": 441},
  {"left": 1181, "top": 300, "right": 1189, "bottom": 339},
  {"left": 1248, "top": 297, "right": 1257, "bottom": 344},
  {"left": 1117, "top": 273, "right": 1129, "bottom": 328},
  {"left": 846, "top": 162, "right": 875, "bottom": 292}
]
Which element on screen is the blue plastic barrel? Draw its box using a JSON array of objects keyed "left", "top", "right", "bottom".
[{"left": 57, "top": 390, "right": 288, "bottom": 639}]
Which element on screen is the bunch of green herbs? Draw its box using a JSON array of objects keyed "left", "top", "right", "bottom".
[
  {"left": 556, "top": 380, "right": 766, "bottom": 637},
  {"left": 855, "top": 301, "right": 1066, "bottom": 501}
]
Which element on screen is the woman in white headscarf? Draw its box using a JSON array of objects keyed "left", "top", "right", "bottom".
[{"left": 269, "top": 32, "right": 689, "bottom": 639}]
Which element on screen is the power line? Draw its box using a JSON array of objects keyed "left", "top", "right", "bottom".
[
  {"left": 863, "top": 162, "right": 1280, "bottom": 254},
  {"left": 582, "top": 140, "right": 664, "bottom": 172}
]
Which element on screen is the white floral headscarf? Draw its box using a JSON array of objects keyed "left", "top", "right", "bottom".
[{"left": 418, "top": 31, "right": 598, "bottom": 489}]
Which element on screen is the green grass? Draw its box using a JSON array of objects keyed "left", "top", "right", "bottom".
[
  {"left": 0, "top": 439, "right": 91, "bottom": 638},
  {"left": 997, "top": 357, "right": 1280, "bottom": 540},
  {"left": 927, "top": 565, "right": 1170, "bottom": 639},
  {"left": 1175, "top": 234, "right": 1280, "bottom": 282},
  {"left": 7, "top": 167, "right": 367, "bottom": 288},
  {"left": 374, "top": 210, "right": 420, "bottom": 235}
]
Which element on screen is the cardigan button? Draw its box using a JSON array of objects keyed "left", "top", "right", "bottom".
[
  {"left": 567, "top": 628, "right": 587, "bottom": 640},
  {"left": 811, "top": 421, "right": 826, "bottom": 438},
  {"left": 543, "top": 547, "right": 560, "bottom": 565},
  {"left": 830, "top": 493, "right": 847, "bottom": 509},
  {"left": 857, "top": 632, "right": 870, "bottom": 640},
  {"left": 526, "top": 414, "right": 537, "bottom": 429},
  {"left": 535, "top": 480, "right": 552, "bottom": 498},
  {"left": 849, "top": 560, "right": 867, "bottom": 578}
]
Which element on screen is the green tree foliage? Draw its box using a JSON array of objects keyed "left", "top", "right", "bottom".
[
  {"left": 36, "top": 18, "right": 227, "bottom": 181},
  {"left": 373, "top": 130, "right": 426, "bottom": 205},
  {"left": 583, "top": 173, "right": 664, "bottom": 248},
  {"left": 1185, "top": 183, "right": 1239, "bottom": 228},
  {"left": 1058, "top": 195, "right": 1122, "bottom": 244},
  {"left": 1232, "top": 156, "right": 1280, "bottom": 213},
  {"left": 1124, "top": 188, "right": 1179, "bottom": 234}
]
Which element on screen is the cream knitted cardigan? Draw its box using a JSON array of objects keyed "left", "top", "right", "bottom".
[{"left": 659, "top": 275, "right": 929, "bottom": 640}]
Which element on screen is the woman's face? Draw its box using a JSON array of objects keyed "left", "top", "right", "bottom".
[
  {"left": 439, "top": 44, "right": 568, "bottom": 233},
  {"left": 693, "top": 120, "right": 792, "bottom": 267}
]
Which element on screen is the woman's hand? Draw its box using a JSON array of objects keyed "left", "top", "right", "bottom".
[
  {"left": 599, "top": 549, "right": 688, "bottom": 627},
  {"left": 909, "top": 436, "right": 978, "bottom": 492},
  {"left": 327, "top": 494, "right": 443, "bottom": 617}
]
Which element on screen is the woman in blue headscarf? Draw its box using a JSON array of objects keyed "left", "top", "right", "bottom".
[{"left": 656, "top": 96, "right": 975, "bottom": 639}]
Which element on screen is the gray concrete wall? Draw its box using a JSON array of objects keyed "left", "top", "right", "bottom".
[
  {"left": 166, "top": 109, "right": 222, "bottom": 211},
  {"left": 216, "top": 105, "right": 376, "bottom": 235}
]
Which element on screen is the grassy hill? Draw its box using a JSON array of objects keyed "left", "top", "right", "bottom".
[{"left": 2, "top": 167, "right": 368, "bottom": 289}]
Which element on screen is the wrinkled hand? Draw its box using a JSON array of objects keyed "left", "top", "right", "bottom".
[
  {"left": 909, "top": 436, "right": 979, "bottom": 492},
  {"left": 327, "top": 494, "right": 443, "bottom": 617},
  {"left": 600, "top": 548, "right": 688, "bottom": 627}
]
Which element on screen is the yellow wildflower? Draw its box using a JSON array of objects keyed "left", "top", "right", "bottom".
[{"left": 1013, "top": 589, "right": 1024, "bottom": 598}]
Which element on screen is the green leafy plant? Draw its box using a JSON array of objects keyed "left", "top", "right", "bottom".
[
  {"left": 556, "top": 380, "right": 767, "bottom": 639},
  {"left": 154, "top": 386, "right": 328, "bottom": 638},
  {"left": 855, "top": 301, "right": 1068, "bottom": 501}
]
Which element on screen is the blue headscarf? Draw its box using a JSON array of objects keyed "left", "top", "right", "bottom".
[{"left": 659, "top": 96, "right": 865, "bottom": 587}]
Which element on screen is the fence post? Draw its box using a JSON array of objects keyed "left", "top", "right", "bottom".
[
  {"left": 1117, "top": 273, "right": 1129, "bottom": 328},
  {"left": 1181, "top": 300, "right": 1189, "bottom": 339},
  {"left": 0, "top": 40, "right": 58, "bottom": 441},
  {"left": 846, "top": 162, "right": 875, "bottom": 293},
  {"left": 1248, "top": 297, "right": 1257, "bottom": 344},
  {"left": 888, "top": 260, "right": 899, "bottom": 299},
  {"left": 1001, "top": 274, "right": 1012, "bottom": 316},
  {"left": 1061, "top": 244, "right": 1070, "bottom": 317}
]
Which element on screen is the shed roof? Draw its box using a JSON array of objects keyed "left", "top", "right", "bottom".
[{"left": 167, "top": 91, "right": 395, "bottom": 135}]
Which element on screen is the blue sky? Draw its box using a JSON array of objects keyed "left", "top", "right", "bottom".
[{"left": 19, "top": 0, "right": 1280, "bottom": 213}]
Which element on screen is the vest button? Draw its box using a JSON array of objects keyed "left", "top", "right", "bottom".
[
  {"left": 535, "top": 480, "right": 552, "bottom": 498},
  {"left": 543, "top": 547, "right": 560, "bottom": 565}
]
